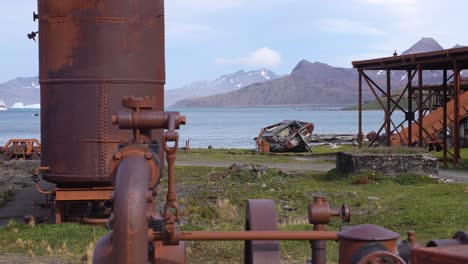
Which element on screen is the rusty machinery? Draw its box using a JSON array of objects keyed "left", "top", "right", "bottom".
[
  {"left": 27, "top": 0, "right": 468, "bottom": 263},
  {"left": 0, "top": 139, "right": 41, "bottom": 160}
]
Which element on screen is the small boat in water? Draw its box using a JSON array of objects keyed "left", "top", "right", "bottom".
[
  {"left": 0, "top": 100, "right": 7, "bottom": 111},
  {"left": 255, "top": 120, "right": 314, "bottom": 153}
]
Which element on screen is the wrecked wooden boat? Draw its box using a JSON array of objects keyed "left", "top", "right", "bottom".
[{"left": 255, "top": 120, "right": 314, "bottom": 153}]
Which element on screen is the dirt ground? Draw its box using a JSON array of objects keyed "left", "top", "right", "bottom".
[{"left": 0, "top": 160, "right": 52, "bottom": 226}]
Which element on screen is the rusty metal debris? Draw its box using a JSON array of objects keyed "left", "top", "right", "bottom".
[
  {"left": 255, "top": 120, "right": 314, "bottom": 153},
  {"left": 0, "top": 139, "right": 41, "bottom": 160},
  {"left": 412, "top": 231, "right": 468, "bottom": 263}
]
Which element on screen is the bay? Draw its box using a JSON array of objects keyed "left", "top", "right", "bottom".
[{"left": 0, "top": 107, "right": 404, "bottom": 149}]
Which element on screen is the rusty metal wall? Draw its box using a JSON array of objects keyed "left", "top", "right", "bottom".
[{"left": 38, "top": 0, "right": 165, "bottom": 187}]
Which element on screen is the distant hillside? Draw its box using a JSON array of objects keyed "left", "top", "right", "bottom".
[
  {"left": 174, "top": 61, "right": 365, "bottom": 107},
  {"left": 165, "top": 69, "right": 279, "bottom": 106},
  {"left": 0, "top": 77, "right": 39, "bottom": 107},
  {"left": 174, "top": 37, "right": 460, "bottom": 107}
]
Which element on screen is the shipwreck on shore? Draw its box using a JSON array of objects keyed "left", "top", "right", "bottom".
[{"left": 255, "top": 120, "right": 314, "bottom": 153}]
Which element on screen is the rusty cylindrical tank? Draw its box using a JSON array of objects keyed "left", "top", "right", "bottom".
[
  {"left": 38, "top": 0, "right": 165, "bottom": 187},
  {"left": 338, "top": 224, "right": 401, "bottom": 264}
]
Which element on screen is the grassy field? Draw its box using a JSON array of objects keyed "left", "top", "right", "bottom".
[
  {"left": 0, "top": 165, "right": 466, "bottom": 263},
  {"left": 432, "top": 148, "right": 468, "bottom": 170},
  {"left": 177, "top": 144, "right": 358, "bottom": 163}
]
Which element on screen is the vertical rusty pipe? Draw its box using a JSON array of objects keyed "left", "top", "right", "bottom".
[
  {"left": 386, "top": 69, "right": 391, "bottom": 146},
  {"left": 443, "top": 69, "right": 448, "bottom": 167},
  {"left": 454, "top": 63, "right": 460, "bottom": 165},
  {"left": 358, "top": 70, "right": 363, "bottom": 149},
  {"left": 408, "top": 70, "right": 413, "bottom": 146},
  {"left": 112, "top": 156, "right": 151, "bottom": 264},
  {"left": 418, "top": 65, "right": 423, "bottom": 147},
  {"left": 311, "top": 224, "right": 326, "bottom": 264}
]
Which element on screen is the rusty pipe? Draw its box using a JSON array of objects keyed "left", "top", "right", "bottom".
[
  {"left": 111, "top": 156, "right": 152, "bottom": 264},
  {"left": 112, "top": 111, "right": 186, "bottom": 130},
  {"left": 151, "top": 231, "right": 338, "bottom": 241},
  {"left": 34, "top": 182, "right": 54, "bottom": 195}
]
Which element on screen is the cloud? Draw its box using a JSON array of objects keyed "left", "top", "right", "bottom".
[
  {"left": 166, "top": 22, "right": 216, "bottom": 38},
  {"left": 318, "top": 18, "right": 385, "bottom": 36},
  {"left": 216, "top": 47, "right": 282, "bottom": 68}
]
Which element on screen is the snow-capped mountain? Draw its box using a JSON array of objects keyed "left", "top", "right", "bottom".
[
  {"left": 165, "top": 69, "right": 280, "bottom": 107},
  {"left": 174, "top": 38, "right": 466, "bottom": 107}
]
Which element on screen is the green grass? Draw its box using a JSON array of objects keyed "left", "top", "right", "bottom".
[
  {"left": 0, "top": 221, "right": 106, "bottom": 263},
  {"left": 351, "top": 146, "right": 429, "bottom": 155},
  {"left": 177, "top": 145, "right": 357, "bottom": 164},
  {"left": 0, "top": 163, "right": 466, "bottom": 263},
  {"left": 170, "top": 166, "right": 467, "bottom": 263},
  {"left": 432, "top": 148, "right": 468, "bottom": 170}
]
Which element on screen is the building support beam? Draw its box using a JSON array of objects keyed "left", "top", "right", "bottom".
[
  {"left": 454, "top": 63, "right": 461, "bottom": 165},
  {"left": 386, "top": 69, "right": 391, "bottom": 146},
  {"left": 358, "top": 70, "right": 363, "bottom": 149},
  {"left": 407, "top": 70, "right": 413, "bottom": 146},
  {"left": 418, "top": 65, "right": 424, "bottom": 148},
  {"left": 443, "top": 69, "right": 448, "bottom": 168}
]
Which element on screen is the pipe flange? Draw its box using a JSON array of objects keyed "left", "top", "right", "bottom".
[{"left": 108, "top": 145, "right": 161, "bottom": 189}]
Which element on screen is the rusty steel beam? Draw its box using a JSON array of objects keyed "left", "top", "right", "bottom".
[
  {"left": 363, "top": 73, "right": 386, "bottom": 111},
  {"left": 454, "top": 63, "right": 461, "bottom": 165},
  {"left": 151, "top": 231, "right": 339, "bottom": 241},
  {"left": 362, "top": 72, "right": 406, "bottom": 112},
  {"left": 443, "top": 69, "right": 448, "bottom": 167},
  {"left": 408, "top": 70, "right": 413, "bottom": 145},
  {"left": 359, "top": 71, "right": 363, "bottom": 149},
  {"left": 418, "top": 65, "right": 424, "bottom": 147},
  {"left": 386, "top": 69, "right": 391, "bottom": 146}
]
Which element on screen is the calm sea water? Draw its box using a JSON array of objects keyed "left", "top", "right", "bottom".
[{"left": 0, "top": 108, "right": 404, "bottom": 149}]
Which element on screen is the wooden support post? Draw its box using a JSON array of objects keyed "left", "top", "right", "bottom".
[
  {"left": 418, "top": 65, "right": 423, "bottom": 148},
  {"left": 443, "top": 69, "right": 448, "bottom": 168},
  {"left": 386, "top": 69, "right": 391, "bottom": 146},
  {"left": 358, "top": 70, "right": 363, "bottom": 149},
  {"left": 407, "top": 70, "right": 413, "bottom": 146},
  {"left": 454, "top": 63, "right": 460, "bottom": 165}
]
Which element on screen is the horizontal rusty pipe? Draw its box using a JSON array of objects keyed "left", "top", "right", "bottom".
[
  {"left": 111, "top": 156, "right": 152, "bottom": 264},
  {"left": 112, "top": 111, "right": 186, "bottom": 130},
  {"left": 68, "top": 217, "right": 108, "bottom": 225},
  {"left": 151, "top": 231, "right": 338, "bottom": 241}
]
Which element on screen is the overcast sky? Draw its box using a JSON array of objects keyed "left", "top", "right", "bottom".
[{"left": 1, "top": 0, "right": 468, "bottom": 89}]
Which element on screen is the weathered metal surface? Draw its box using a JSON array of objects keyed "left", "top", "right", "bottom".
[
  {"left": 412, "top": 245, "right": 468, "bottom": 264},
  {"left": 427, "top": 230, "right": 468, "bottom": 247},
  {"left": 308, "top": 197, "right": 350, "bottom": 264},
  {"left": 256, "top": 120, "right": 314, "bottom": 153},
  {"left": 338, "top": 225, "right": 400, "bottom": 264},
  {"left": 38, "top": 0, "right": 166, "bottom": 187},
  {"left": 1, "top": 139, "right": 41, "bottom": 160},
  {"left": 244, "top": 199, "right": 280, "bottom": 264},
  {"left": 151, "top": 231, "right": 339, "bottom": 241},
  {"left": 111, "top": 156, "right": 152, "bottom": 264}
]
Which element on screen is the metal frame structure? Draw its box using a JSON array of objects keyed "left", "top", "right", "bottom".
[{"left": 353, "top": 47, "right": 468, "bottom": 166}]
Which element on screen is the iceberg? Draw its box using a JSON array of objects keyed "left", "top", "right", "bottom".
[
  {"left": 25, "top": 104, "right": 41, "bottom": 109},
  {"left": 11, "top": 102, "right": 25, "bottom": 109}
]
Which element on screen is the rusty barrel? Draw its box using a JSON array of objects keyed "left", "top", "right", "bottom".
[
  {"left": 38, "top": 0, "right": 165, "bottom": 187},
  {"left": 338, "top": 224, "right": 400, "bottom": 264}
]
